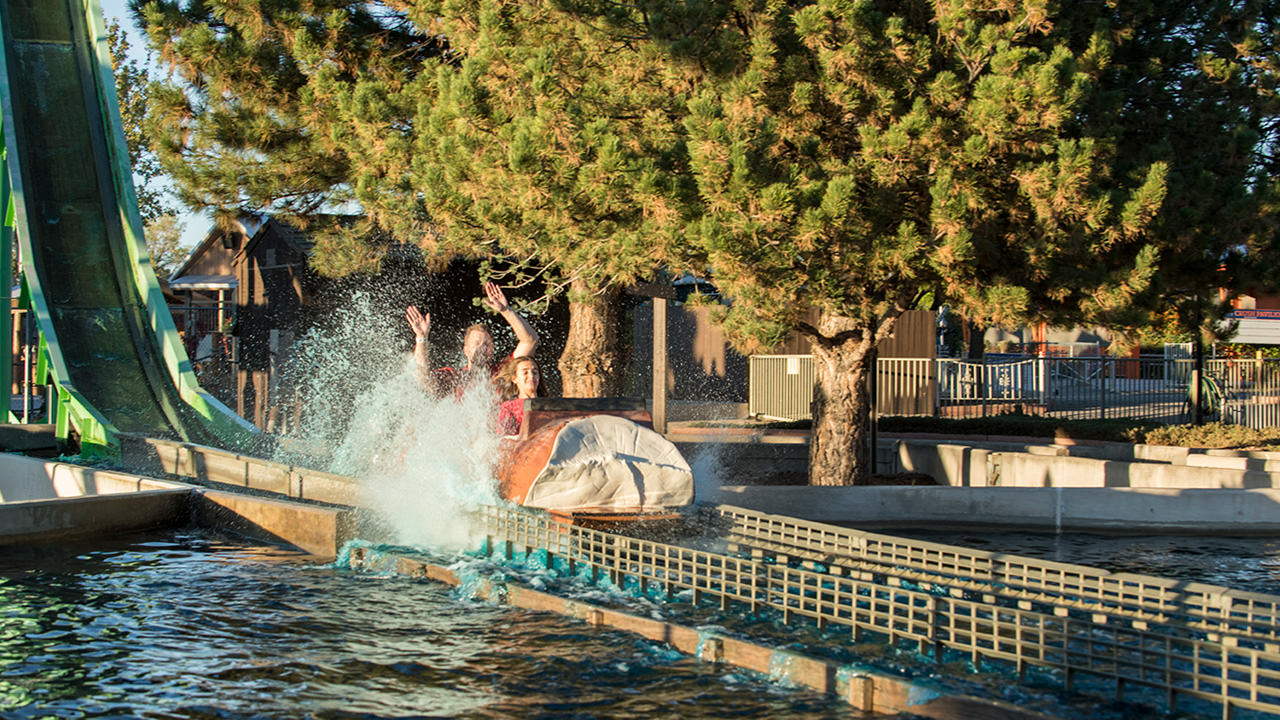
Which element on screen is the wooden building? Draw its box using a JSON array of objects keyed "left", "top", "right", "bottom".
[{"left": 168, "top": 216, "right": 330, "bottom": 429}]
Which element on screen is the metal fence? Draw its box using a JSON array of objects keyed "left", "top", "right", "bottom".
[
  {"left": 479, "top": 503, "right": 1280, "bottom": 717},
  {"left": 707, "top": 506, "right": 1280, "bottom": 644},
  {"left": 927, "top": 356, "right": 1280, "bottom": 427},
  {"left": 751, "top": 354, "right": 1280, "bottom": 428}
]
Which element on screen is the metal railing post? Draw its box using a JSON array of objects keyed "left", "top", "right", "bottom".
[
  {"left": 980, "top": 359, "right": 987, "bottom": 418},
  {"left": 1099, "top": 355, "right": 1108, "bottom": 420}
]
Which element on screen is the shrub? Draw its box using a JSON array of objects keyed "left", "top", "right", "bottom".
[{"left": 1140, "top": 423, "right": 1280, "bottom": 449}]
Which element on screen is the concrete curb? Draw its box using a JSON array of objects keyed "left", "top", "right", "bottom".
[
  {"left": 0, "top": 489, "right": 190, "bottom": 544},
  {"left": 0, "top": 452, "right": 354, "bottom": 559}
]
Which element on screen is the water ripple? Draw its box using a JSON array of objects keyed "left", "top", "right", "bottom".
[{"left": 0, "top": 530, "right": 860, "bottom": 720}]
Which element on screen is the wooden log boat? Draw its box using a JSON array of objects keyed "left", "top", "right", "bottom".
[{"left": 495, "top": 398, "right": 694, "bottom": 522}]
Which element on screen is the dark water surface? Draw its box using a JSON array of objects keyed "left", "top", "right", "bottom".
[{"left": 0, "top": 530, "right": 862, "bottom": 720}]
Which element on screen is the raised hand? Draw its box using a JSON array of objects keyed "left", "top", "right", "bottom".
[
  {"left": 405, "top": 305, "right": 431, "bottom": 339},
  {"left": 482, "top": 281, "right": 510, "bottom": 314}
]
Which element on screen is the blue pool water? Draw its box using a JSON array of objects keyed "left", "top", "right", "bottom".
[{"left": 6, "top": 525, "right": 1279, "bottom": 720}]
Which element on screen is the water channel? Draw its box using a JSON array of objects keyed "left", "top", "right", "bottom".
[
  {"left": 0, "top": 529, "right": 862, "bottom": 720},
  {"left": 7, "top": 522, "right": 1280, "bottom": 719}
]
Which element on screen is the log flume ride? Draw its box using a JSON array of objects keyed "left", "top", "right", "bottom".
[{"left": 494, "top": 398, "right": 695, "bottom": 525}]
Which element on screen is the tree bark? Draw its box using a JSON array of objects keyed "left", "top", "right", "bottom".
[
  {"left": 558, "top": 279, "right": 622, "bottom": 397},
  {"left": 965, "top": 320, "right": 985, "bottom": 359},
  {"left": 807, "top": 311, "right": 897, "bottom": 486}
]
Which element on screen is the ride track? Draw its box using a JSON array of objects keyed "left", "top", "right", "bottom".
[{"left": 0, "top": 0, "right": 256, "bottom": 457}]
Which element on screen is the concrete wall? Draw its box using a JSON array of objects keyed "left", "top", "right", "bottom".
[
  {"left": 707, "top": 486, "right": 1280, "bottom": 533},
  {"left": 0, "top": 453, "right": 187, "bottom": 502},
  {"left": 895, "top": 443, "right": 993, "bottom": 487},
  {"left": 0, "top": 490, "right": 190, "bottom": 544},
  {"left": 0, "top": 452, "right": 354, "bottom": 559},
  {"left": 892, "top": 440, "right": 1280, "bottom": 489},
  {"left": 192, "top": 489, "right": 353, "bottom": 561},
  {"left": 120, "top": 434, "right": 361, "bottom": 506}
]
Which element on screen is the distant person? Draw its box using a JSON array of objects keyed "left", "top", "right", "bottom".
[
  {"left": 405, "top": 281, "right": 538, "bottom": 396},
  {"left": 495, "top": 355, "right": 545, "bottom": 436}
]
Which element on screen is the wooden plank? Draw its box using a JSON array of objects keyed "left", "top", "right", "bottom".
[{"left": 653, "top": 297, "right": 668, "bottom": 434}]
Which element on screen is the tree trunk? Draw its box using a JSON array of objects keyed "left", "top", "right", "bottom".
[
  {"left": 808, "top": 313, "right": 878, "bottom": 486},
  {"left": 558, "top": 279, "right": 622, "bottom": 397},
  {"left": 965, "top": 321, "right": 985, "bottom": 359}
]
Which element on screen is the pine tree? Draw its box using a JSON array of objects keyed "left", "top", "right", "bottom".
[
  {"left": 393, "top": 2, "right": 694, "bottom": 395},
  {"left": 133, "top": 0, "right": 436, "bottom": 261},
  {"left": 143, "top": 214, "right": 188, "bottom": 276},
  {"left": 675, "top": 1, "right": 1174, "bottom": 484},
  {"left": 107, "top": 17, "right": 172, "bottom": 224},
  {"left": 136, "top": 0, "right": 693, "bottom": 395},
  {"left": 108, "top": 17, "right": 192, "bottom": 277},
  {"left": 1058, "top": 1, "right": 1280, "bottom": 345}
]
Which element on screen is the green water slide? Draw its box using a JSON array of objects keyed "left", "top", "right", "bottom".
[{"left": 0, "top": 0, "right": 258, "bottom": 456}]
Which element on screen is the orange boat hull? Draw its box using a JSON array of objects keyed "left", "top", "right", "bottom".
[{"left": 495, "top": 399, "right": 695, "bottom": 518}]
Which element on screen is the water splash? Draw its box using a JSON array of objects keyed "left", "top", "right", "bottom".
[
  {"left": 272, "top": 291, "right": 502, "bottom": 552},
  {"left": 687, "top": 443, "right": 728, "bottom": 502},
  {"left": 329, "top": 360, "right": 501, "bottom": 549}
]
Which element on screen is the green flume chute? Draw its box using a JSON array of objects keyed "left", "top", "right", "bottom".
[{"left": 0, "top": 0, "right": 257, "bottom": 456}]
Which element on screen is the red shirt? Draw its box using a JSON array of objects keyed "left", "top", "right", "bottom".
[
  {"left": 496, "top": 398, "right": 525, "bottom": 436},
  {"left": 431, "top": 354, "right": 511, "bottom": 397}
]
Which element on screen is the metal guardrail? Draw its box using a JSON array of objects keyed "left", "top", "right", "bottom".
[
  {"left": 705, "top": 506, "right": 1280, "bottom": 645},
  {"left": 479, "top": 504, "right": 1280, "bottom": 717}
]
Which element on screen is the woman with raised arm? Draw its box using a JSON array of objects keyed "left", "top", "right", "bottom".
[{"left": 405, "top": 281, "right": 539, "bottom": 396}]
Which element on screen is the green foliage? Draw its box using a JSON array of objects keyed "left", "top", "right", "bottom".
[
  {"left": 134, "top": 0, "right": 1280, "bottom": 475},
  {"left": 143, "top": 214, "right": 189, "bottom": 277},
  {"left": 679, "top": 1, "right": 1177, "bottom": 355},
  {"left": 1067, "top": 2, "right": 1280, "bottom": 343},
  {"left": 107, "top": 18, "right": 173, "bottom": 223},
  {"left": 698, "top": 414, "right": 1280, "bottom": 450},
  {"left": 400, "top": 1, "right": 696, "bottom": 300},
  {"left": 1217, "top": 344, "right": 1280, "bottom": 360},
  {"left": 136, "top": 0, "right": 695, "bottom": 316},
  {"left": 133, "top": 0, "right": 426, "bottom": 245},
  {"left": 878, "top": 414, "right": 1163, "bottom": 443},
  {"left": 1141, "top": 423, "right": 1280, "bottom": 450}
]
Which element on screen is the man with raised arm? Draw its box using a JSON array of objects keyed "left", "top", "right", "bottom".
[{"left": 405, "top": 281, "right": 539, "bottom": 396}]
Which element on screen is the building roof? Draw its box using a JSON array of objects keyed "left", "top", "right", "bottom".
[
  {"left": 169, "top": 274, "right": 237, "bottom": 290},
  {"left": 239, "top": 216, "right": 321, "bottom": 260},
  {"left": 169, "top": 214, "right": 266, "bottom": 282}
]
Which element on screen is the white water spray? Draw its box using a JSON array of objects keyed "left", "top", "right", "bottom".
[
  {"left": 687, "top": 443, "right": 727, "bottom": 505},
  {"left": 275, "top": 292, "right": 503, "bottom": 551},
  {"left": 331, "top": 363, "right": 502, "bottom": 550}
]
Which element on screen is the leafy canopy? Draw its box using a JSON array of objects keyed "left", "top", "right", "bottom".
[{"left": 677, "top": 0, "right": 1169, "bottom": 352}]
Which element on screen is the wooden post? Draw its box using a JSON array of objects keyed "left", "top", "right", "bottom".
[{"left": 652, "top": 297, "right": 668, "bottom": 435}]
